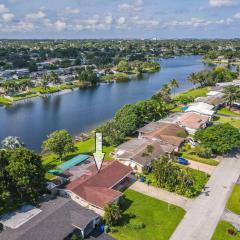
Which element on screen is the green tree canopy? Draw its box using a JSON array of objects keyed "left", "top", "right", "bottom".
[
  {"left": 42, "top": 129, "right": 75, "bottom": 160},
  {"left": 194, "top": 123, "right": 240, "bottom": 154},
  {"left": 104, "top": 203, "right": 122, "bottom": 227}
]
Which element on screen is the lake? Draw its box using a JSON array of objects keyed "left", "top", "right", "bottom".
[{"left": 0, "top": 55, "right": 209, "bottom": 151}]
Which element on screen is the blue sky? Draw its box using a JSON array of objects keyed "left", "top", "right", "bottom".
[{"left": 0, "top": 0, "right": 239, "bottom": 38}]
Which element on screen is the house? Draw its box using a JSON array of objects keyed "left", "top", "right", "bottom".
[
  {"left": 138, "top": 122, "right": 187, "bottom": 151},
  {"left": 114, "top": 138, "right": 174, "bottom": 173},
  {"left": 65, "top": 161, "right": 132, "bottom": 215},
  {"left": 0, "top": 197, "right": 100, "bottom": 240},
  {"left": 176, "top": 112, "right": 210, "bottom": 134},
  {"left": 185, "top": 102, "right": 215, "bottom": 117}
]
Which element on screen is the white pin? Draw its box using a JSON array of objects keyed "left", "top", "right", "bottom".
[{"left": 93, "top": 132, "right": 105, "bottom": 172}]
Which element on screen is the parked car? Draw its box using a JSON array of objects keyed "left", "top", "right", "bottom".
[{"left": 177, "top": 157, "right": 189, "bottom": 165}]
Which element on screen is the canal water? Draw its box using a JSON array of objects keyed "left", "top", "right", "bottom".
[{"left": 0, "top": 55, "right": 209, "bottom": 150}]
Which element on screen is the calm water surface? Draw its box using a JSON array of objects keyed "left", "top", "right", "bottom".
[{"left": 0, "top": 55, "right": 209, "bottom": 150}]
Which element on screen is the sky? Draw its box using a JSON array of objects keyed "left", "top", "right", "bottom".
[{"left": 0, "top": 0, "right": 239, "bottom": 39}]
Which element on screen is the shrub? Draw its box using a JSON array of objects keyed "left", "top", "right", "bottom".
[{"left": 129, "top": 219, "right": 145, "bottom": 230}]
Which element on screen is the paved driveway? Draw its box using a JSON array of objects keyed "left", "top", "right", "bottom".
[
  {"left": 130, "top": 181, "right": 193, "bottom": 210},
  {"left": 187, "top": 160, "right": 216, "bottom": 175},
  {"left": 170, "top": 152, "right": 240, "bottom": 240}
]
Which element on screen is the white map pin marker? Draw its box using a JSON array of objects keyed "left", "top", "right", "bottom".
[{"left": 93, "top": 132, "right": 105, "bottom": 172}]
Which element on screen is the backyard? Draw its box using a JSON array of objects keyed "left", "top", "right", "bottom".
[
  {"left": 111, "top": 189, "right": 185, "bottom": 240},
  {"left": 42, "top": 138, "right": 114, "bottom": 179},
  {"left": 211, "top": 221, "right": 240, "bottom": 240},
  {"left": 217, "top": 108, "right": 240, "bottom": 117},
  {"left": 226, "top": 184, "right": 240, "bottom": 215}
]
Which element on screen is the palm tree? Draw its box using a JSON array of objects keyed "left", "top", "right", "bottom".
[
  {"left": 170, "top": 78, "right": 179, "bottom": 96},
  {"left": 50, "top": 72, "right": 60, "bottom": 85},
  {"left": 187, "top": 73, "right": 198, "bottom": 87},
  {"left": 41, "top": 74, "right": 50, "bottom": 90},
  {"left": 223, "top": 86, "right": 240, "bottom": 110}
]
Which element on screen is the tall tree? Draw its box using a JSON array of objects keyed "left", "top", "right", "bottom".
[
  {"left": 170, "top": 78, "right": 179, "bottom": 96},
  {"left": 42, "top": 129, "right": 75, "bottom": 160},
  {"left": 223, "top": 86, "right": 240, "bottom": 110},
  {"left": 104, "top": 203, "right": 122, "bottom": 227}
]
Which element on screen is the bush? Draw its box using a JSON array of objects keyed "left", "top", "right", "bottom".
[{"left": 129, "top": 219, "right": 145, "bottom": 230}]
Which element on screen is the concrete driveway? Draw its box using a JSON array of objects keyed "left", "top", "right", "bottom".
[
  {"left": 170, "top": 152, "right": 240, "bottom": 240},
  {"left": 186, "top": 160, "right": 216, "bottom": 175}
]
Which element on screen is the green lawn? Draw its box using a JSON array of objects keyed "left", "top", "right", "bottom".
[
  {"left": 42, "top": 138, "right": 115, "bottom": 180},
  {"left": 217, "top": 108, "right": 240, "bottom": 117},
  {"left": 175, "top": 87, "right": 209, "bottom": 99},
  {"left": 214, "top": 116, "right": 240, "bottom": 129},
  {"left": 181, "top": 151, "right": 219, "bottom": 166},
  {"left": 212, "top": 221, "right": 240, "bottom": 240},
  {"left": 226, "top": 185, "right": 240, "bottom": 215},
  {"left": 111, "top": 189, "right": 185, "bottom": 240},
  {"left": 0, "top": 96, "right": 12, "bottom": 105}
]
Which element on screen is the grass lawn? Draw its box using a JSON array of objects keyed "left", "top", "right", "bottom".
[
  {"left": 217, "top": 108, "right": 240, "bottom": 117},
  {"left": 111, "top": 189, "right": 185, "bottom": 240},
  {"left": 226, "top": 185, "right": 240, "bottom": 215},
  {"left": 211, "top": 221, "right": 240, "bottom": 240},
  {"left": 145, "top": 167, "right": 209, "bottom": 198},
  {"left": 214, "top": 116, "right": 240, "bottom": 129},
  {"left": 175, "top": 87, "right": 209, "bottom": 99},
  {"left": 181, "top": 151, "right": 219, "bottom": 166},
  {"left": 0, "top": 96, "right": 12, "bottom": 105},
  {"left": 42, "top": 138, "right": 115, "bottom": 180}
]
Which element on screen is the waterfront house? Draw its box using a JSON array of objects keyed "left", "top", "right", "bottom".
[
  {"left": 185, "top": 102, "right": 215, "bottom": 117},
  {"left": 138, "top": 122, "right": 187, "bottom": 151},
  {"left": 114, "top": 138, "right": 175, "bottom": 173},
  {"left": 176, "top": 112, "right": 210, "bottom": 134},
  {"left": 65, "top": 161, "right": 132, "bottom": 215}
]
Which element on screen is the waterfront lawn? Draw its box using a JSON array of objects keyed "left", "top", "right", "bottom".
[
  {"left": 145, "top": 167, "right": 209, "bottom": 198},
  {"left": 226, "top": 185, "right": 240, "bottom": 215},
  {"left": 211, "top": 221, "right": 240, "bottom": 240},
  {"left": 217, "top": 108, "right": 240, "bottom": 117},
  {"left": 0, "top": 96, "right": 12, "bottom": 105},
  {"left": 111, "top": 189, "right": 185, "bottom": 240},
  {"left": 214, "top": 116, "right": 240, "bottom": 129},
  {"left": 175, "top": 87, "right": 209, "bottom": 99},
  {"left": 42, "top": 138, "right": 115, "bottom": 180},
  {"left": 180, "top": 150, "right": 219, "bottom": 166}
]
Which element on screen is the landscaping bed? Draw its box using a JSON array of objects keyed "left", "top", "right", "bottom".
[{"left": 111, "top": 189, "right": 185, "bottom": 240}]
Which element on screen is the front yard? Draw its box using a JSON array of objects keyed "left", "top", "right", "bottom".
[
  {"left": 212, "top": 221, "right": 240, "bottom": 240},
  {"left": 145, "top": 166, "right": 209, "bottom": 198},
  {"left": 42, "top": 138, "right": 115, "bottom": 180},
  {"left": 213, "top": 116, "right": 240, "bottom": 129},
  {"left": 111, "top": 189, "right": 185, "bottom": 240},
  {"left": 226, "top": 184, "right": 240, "bottom": 215}
]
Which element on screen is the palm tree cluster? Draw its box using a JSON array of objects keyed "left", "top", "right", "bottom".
[
  {"left": 0, "top": 78, "right": 32, "bottom": 95},
  {"left": 223, "top": 86, "right": 240, "bottom": 110}
]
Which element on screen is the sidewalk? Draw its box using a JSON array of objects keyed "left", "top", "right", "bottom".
[{"left": 130, "top": 181, "right": 193, "bottom": 211}]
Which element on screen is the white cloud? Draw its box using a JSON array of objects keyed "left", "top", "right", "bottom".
[
  {"left": 234, "top": 12, "right": 240, "bottom": 18},
  {"left": 119, "top": 0, "right": 143, "bottom": 12},
  {"left": 117, "top": 16, "right": 126, "bottom": 25},
  {"left": 0, "top": 4, "right": 9, "bottom": 14},
  {"left": 2, "top": 13, "right": 14, "bottom": 22},
  {"left": 209, "top": 0, "right": 235, "bottom": 7},
  {"left": 26, "top": 11, "right": 46, "bottom": 21},
  {"left": 54, "top": 20, "right": 67, "bottom": 31},
  {"left": 65, "top": 7, "right": 80, "bottom": 14},
  {"left": 104, "top": 15, "right": 113, "bottom": 25}
]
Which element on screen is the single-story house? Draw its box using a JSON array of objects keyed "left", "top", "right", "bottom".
[
  {"left": 138, "top": 122, "right": 187, "bottom": 151},
  {"left": 185, "top": 102, "right": 215, "bottom": 117},
  {"left": 176, "top": 112, "right": 210, "bottom": 134},
  {"left": 65, "top": 161, "right": 132, "bottom": 215},
  {"left": 114, "top": 138, "right": 175, "bottom": 173},
  {"left": 0, "top": 197, "right": 100, "bottom": 240}
]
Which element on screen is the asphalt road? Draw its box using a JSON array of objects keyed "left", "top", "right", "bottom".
[{"left": 170, "top": 152, "right": 240, "bottom": 240}]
